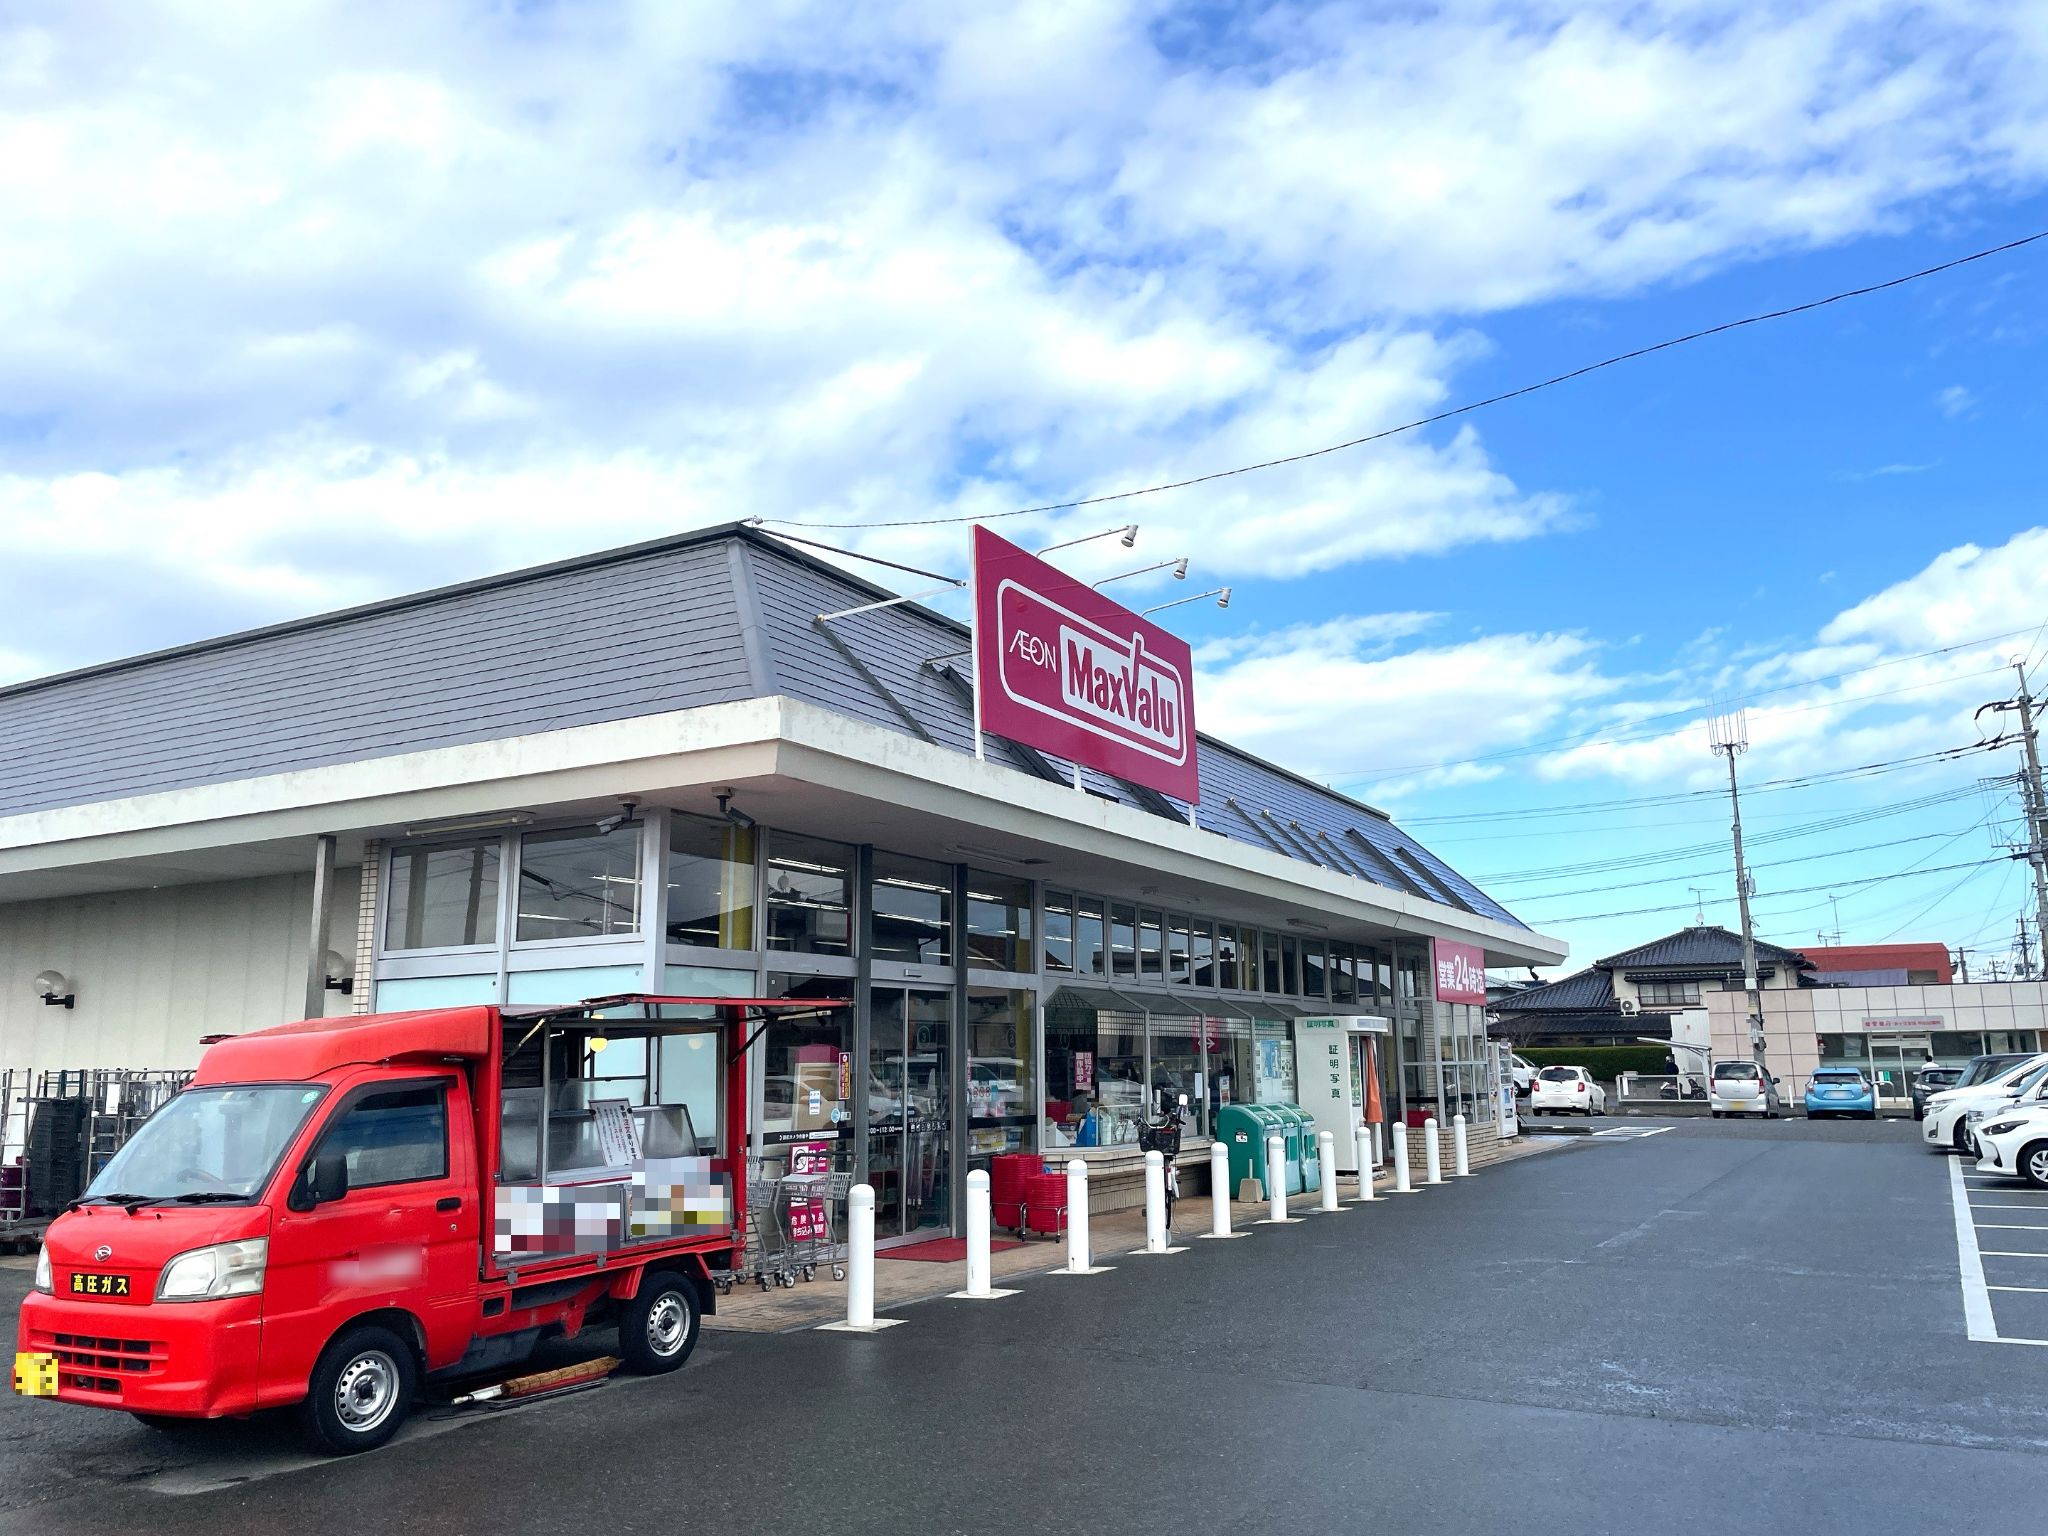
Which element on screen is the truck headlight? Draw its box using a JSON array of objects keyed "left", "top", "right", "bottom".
[
  {"left": 33, "top": 1244, "right": 51, "bottom": 1293},
  {"left": 156, "top": 1238, "right": 268, "bottom": 1302}
]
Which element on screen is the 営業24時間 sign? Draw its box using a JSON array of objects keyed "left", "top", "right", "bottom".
[
  {"left": 1431, "top": 938, "right": 1487, "bottom": 1006},
  {"left": 973, "top": 525, "right": 1200, "bottom": 803}
]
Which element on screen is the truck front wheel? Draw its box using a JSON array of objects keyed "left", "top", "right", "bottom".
[
  {"left": 299, "top": 1323, "right": 417, "bottom": 1455},
  {"left": 620, "top": 1269, "right": 701, "bottom": 1374}
]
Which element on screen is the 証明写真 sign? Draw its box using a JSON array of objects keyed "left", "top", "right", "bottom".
[
  {"left": 972, "top": 525, "right": 1200, "bottom": 804},
  {"left": 1431, "top": 938, "right": 1487, "bottom": 1006}
]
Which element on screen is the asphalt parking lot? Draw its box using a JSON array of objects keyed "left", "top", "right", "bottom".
[{"left": 2, "top": 1113, "right": 2044, "bottom": 1535}]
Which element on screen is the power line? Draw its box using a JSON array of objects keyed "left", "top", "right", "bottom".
[
  {"left": 1520, "top": 855, "right": 2012, "bottom": 925},
  {"left": 758, "top": 229, "right": 2048, "bottom": 533}
]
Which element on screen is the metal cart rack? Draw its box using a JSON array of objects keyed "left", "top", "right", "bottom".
[
  {"left": 729, "top": 1164, "right": 798, "bottom": 1293},
  {"left": 778, "top": 1169, "right": 850, "bottom": 1283}
]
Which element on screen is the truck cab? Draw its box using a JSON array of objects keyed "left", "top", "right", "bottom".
[{"left": 13, "top": 995, "right": 827, "bottom": 1453}]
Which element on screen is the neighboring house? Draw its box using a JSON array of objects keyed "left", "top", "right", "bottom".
[
  {"left": 1487, "top": 924, "right": 1813, "bottom": 1049},
  {"left": 1801, "top": 943, "right": 1952, "bottom": 988}
]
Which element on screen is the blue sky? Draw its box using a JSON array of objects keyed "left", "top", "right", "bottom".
[{"left": 4, "top": 1, "right": 2047, "bottom": 974}]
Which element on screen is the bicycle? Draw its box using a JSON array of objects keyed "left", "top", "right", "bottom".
[{"left": 1137, "top": 1093, "right": 1191, "bottom": 1229}]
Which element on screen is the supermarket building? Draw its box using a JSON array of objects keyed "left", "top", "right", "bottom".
[{"left": 0, "top": 524, "right": 1565, "bottom": 1237}]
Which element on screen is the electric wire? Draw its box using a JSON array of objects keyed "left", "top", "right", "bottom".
[
  {"left": 757, "top": 230, "right": 2048, "bottom": 532},
  {"left": 1520, "top": 855, "right": 2012, "bottom": 925}
]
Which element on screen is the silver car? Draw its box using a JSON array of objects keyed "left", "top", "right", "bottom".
[{"left": 1709, "top": 1060, "right": 1783, "bottom": 1119}]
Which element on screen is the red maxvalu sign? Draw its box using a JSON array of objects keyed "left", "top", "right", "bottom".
[
  {"left": 1431, "top": 938, "right": 1487, "bottom": 1005},
  {"left": 972, "top": 525, "right": 1201, "bottom": 803}
]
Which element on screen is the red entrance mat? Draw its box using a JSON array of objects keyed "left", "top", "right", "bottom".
[{"left": 878, "top": 1237, "right": 1026, "bottom": 1263}]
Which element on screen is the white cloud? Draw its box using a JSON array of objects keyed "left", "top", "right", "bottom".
[
  {"left": 0, "top": 2, "right": 2046, "bottom": 678},
  {"left": 1936, "top": 383, "right": 1977, "bottom": 417}
]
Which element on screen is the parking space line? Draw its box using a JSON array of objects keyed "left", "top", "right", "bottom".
[
  {"left": 1950, "top": 1156, "right": 2000, "bottom": 1342},
  {"left": 1988, "top": 1285, "right": 2048, "bottom": 1293},
  {"left": 1979, "top": 1251, "right": 2048, "bottom": 1258},
  {"left": 1975, "top": 1223, "right": 2048, "bottom": 1230},
  {"left": 1971, "top": 1203, "right": 2048, "bottom": 1210}
]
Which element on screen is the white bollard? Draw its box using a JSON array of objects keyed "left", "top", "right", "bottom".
[
  {"left": 1354, "top": 1125, "right": 1376, "bottom": 1202},
  {"left": 1144, "top": 1149, "right": 1169, "bottom": 1252},
  {"left": 1066, "top": 1158, "right": 1092, "bottom": 1272},
  {"left": 1392, "top": 1123, "right": 1412, "bottom": 1193},
  {"left": 1318, "top": 1132, "right": 1339, "bottom": 1212},
  {"left": 965, "top": 1169, "right": 992, "bottom": 1296},
  {"left": 847, "top": 1183, "right": 876, "bottom": 1326},
  {"left": 1453, "top": 1113, "right": 1470, "bottom": 1178},
  {"left": 1207, "top": 1139, "right": 1236, "bottom": 1237},
  {"left": 1372, "top": 1122, "right": 1384, "bottom": 1168},
  {"left": 1424, "top": 1116, "right": 1442, "bottom": 1185},
  {"left": 1266, "top": 1134, "right": 1288, "bottom": 1223}
]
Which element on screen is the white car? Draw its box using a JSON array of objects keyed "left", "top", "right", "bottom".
[
  {"left": 1923, "top": 1052, "right": 2048, "bottom": 1155},
  {"left": 1974, "top": 1102, "right": 2048, "bottom": 1187},
  {"left": 1709, "top": 1060, "right": 1783, "bottom": 1119},
  {"left": 1511, "top": 1055, "right": 1537, "bottom": 1095},
  {"left": 1530, "top": 1065, "right": 1605, "bottom": 1115}
]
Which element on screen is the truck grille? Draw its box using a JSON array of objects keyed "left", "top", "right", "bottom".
[{"left": 36, "top": 1332, "right": 165, "bottom": 1395}]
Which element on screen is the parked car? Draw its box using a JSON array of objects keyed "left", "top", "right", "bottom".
[
  {"left": 1954, "top": 1052, "right": 2036, "bottom": 1089},
  {"left": 1803, "top": 1067, "right": 1876, "bottom": 1120},
  {"left": 1511, "top": 1055, "right": 1537, "bottom": 1095},
  {"left": 1923, "top": 1052, "right": 2048, "bottom": 1154},
  {"left": 1529, "top": 1065, "right": 1605, "bottom": 1116},
  {"left": 1973, "top": 1103, "right": 2048, "bottom": 1188},
  {"left": 1709, "top": 1060, "right": 1782, "bottom": 1119},
  {"left": 1911, "top": 1064, "right": 1966, "bottom": 1121}
]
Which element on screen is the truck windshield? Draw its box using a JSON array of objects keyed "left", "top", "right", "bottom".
[{"left": 83, "top": 1085, "right": 327, "bottom": 1203}]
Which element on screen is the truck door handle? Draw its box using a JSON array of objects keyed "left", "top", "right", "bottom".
[{"left": 436, "top": 1197, "right": 462, "bottom": 1212}]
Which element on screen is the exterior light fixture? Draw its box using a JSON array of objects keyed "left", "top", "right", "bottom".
[
  {"left": 1036, "top": 524, "right": 1138, "bottom": 556},
  {"left": 34, "top": 970, "right": 75, "bottom": 1009},
  {"left": 322, "top": 950, "right": 355, "bottom": 996},
  {"left": 1141, "top": 586, "right": 1230, "bottom": 616},
  {"left": 402, "top": 811, "right": 536, "bottom": 839},
  {"left": 1094, "top": 557, "right": 1189, "bottom": 588}
]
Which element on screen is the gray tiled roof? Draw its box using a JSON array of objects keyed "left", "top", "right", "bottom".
[
  {"left": 0, "top": 525, "right": 1524, "bottom": 930},
  {"left": 1488, "top": 966, "right": 1615, "bottom": 1014},
  {"left": 1596, "top": 925, "right": 1809, "bottom": 972}
]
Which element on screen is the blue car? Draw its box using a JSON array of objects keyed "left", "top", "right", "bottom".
[{"left": 1804, "top": 1067, "right": 1877, "bottom": 1120}]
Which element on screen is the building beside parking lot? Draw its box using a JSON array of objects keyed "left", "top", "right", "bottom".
[{"left": 0, "top": 524, "right": 1563, "bottom": 1236}]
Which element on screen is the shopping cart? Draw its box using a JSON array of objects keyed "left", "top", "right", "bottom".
[{"left": 778, "top": 1169, "right": 851, "bottom": 1282}]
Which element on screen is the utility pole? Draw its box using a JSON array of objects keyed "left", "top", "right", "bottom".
[
  {"left": 1955, "top": 946, "right": 1974, "bottom": 983},
  {"left": 2018, "top": 916, "right": 2036, "bottom": 982},
  {"left": 1994, "top": 662, "right": 2048, "bottom": 957},
  {"left": 1710, "top": 710, "right": 1767, "bottom": 1073}
]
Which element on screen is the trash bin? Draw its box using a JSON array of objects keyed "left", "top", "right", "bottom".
[
  {"left": 1215, "top": 1104, "right": 1284, "bottom": 1199},
  {"left": 1266, "top": 1105, "right": 1315, "bottom": 1195}
]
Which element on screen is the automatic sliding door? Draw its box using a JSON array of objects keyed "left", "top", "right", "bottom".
[{"left": 867, "top": 986, "right": 954, "bottom": 1239}]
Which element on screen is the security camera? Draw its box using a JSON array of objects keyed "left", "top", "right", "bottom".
[
  {"left": 595, "top": 796, "right": 641, "bottom": 835},
  {"left": 716, "top": 789, "right": 756, "bottom": 831},
  {"left": 1119, "top": 525, "right": 1138, "bottom": 548}
]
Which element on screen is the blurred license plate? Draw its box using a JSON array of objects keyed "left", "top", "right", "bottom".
[{"left": 68, "top": 1272, "right": 130, "bottom": 1297}]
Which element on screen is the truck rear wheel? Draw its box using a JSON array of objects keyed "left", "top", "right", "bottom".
[
  {"left": 620, "top": 1269, "right": 700, "bottom": 1374},
  {"left": 299, "top": 1323, "right": 417, "bottom": 1455}
]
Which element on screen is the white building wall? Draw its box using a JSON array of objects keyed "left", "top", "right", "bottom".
[{"left": 0, "top": 869, "right": 361, "bottom": 1075}]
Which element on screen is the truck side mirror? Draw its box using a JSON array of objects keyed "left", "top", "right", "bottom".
[{"left": 292, "top": 1149, "right": 350, "bottom": 1211}]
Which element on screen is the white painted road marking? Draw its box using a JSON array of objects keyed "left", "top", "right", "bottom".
[{"left": 1949, "top": 1155, "right": 2000, "bottom": 1344}]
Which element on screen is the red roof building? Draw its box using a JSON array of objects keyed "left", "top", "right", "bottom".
[{"left": 1801, "top": 943, "right": 1951, "bottom": 986}]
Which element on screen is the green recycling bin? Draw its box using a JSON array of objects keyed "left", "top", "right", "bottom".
[
  {"left": 1215, "top": 1104, "right": 1286, "bottom": 1199},
  {"left": 1281, "top": 1105, "right": 1322, "bottom": 1194}
]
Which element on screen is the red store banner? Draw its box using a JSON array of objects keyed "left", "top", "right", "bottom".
[
  {"left": 1431, "top": 938, "right": 1488, "bottom": 1005},
  {"left": 971, "top": 525, "right": 1201, "bottom": 804}
]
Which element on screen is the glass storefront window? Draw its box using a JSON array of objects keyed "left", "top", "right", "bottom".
[
  {"left": 386, "top": 838, "right": 500, "bottom": 950},
  {"left": 1139, "top": 911, "right": 1165, "bottom": 983},
  {"left": 1191, "top": 921, "right": 1216, "bottom": 987},
  {"left": 1279, "top": 935, "right": 1299, "bottom": 996},
  {"left": 1262, "top": 931, "right": 1284, "bottom": 994},
  {"left": 516, "top": 824, "right": 642, "bottom": 941},
  {"left": 966, "top": 872, "right": 1033, "bottom": 972},
  {"left": 1215, "top": 924, "right": 1241, "bottom": 990},
  {"left": 1045, "top": 1001, "right": 1144, "bottom": 1147},
  {"left": 872, "top": 851, "right": 953, "bottom": 965},
  {"left": 1330, "top": 942, "right": 1357, "bottom": 1006},
  {"left": 1043, "top": 890, "right": 1074, "bottom": 973},
  {"left": 766, "top": 833, "right": 853, "bottom": 955},
  {"left": 966, "top": 987, "right": 1036, "bottom": 1162},
  {"left": 1168, "top": 916, "right": 1193, "bottom": 986},
  {"left": 1252, "top": 1020, "right": 1295, "bottom": 1103},
  {"left": 1301, "top": 941, "right": 1327, "bottom": 1001},
  {"left": 1077, "top": 897, "right": 1106, "bottom": 978},
  {"left": 1149, "top": 1014, "right": 1205, "bottom": 1134},
  {"left": 759, "top": 973, "right": 855, "bottom": 1152},
  {"left": 1209, "top": 1015, "right": 1251, "bottom": 1110},
  {"left": 1109, "top": 903, "right": 1137, "bottom": 980},
  {"left": 666, "top": 813, "right": 755, "bottom": 949}
]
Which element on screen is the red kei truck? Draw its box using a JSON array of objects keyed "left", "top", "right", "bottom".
[{"left": 11, "top": 994, "right": 834, "bottom": 1454}]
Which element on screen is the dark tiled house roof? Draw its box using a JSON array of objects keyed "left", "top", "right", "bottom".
[
  {"left": 1596, "top": 925, "right": 1810, "bottom": 972},
  {"left": 1487, "top": 966, "right": 1614, "bottom": 1013}
]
